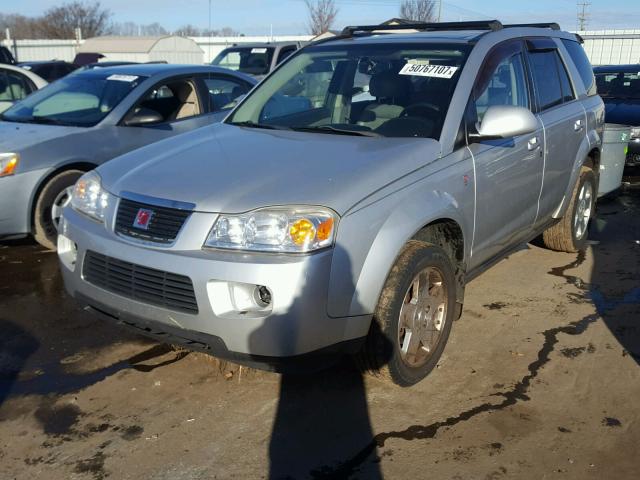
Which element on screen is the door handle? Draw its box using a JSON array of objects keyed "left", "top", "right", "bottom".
[
  {"left": 574, "top": 119, "right": 584, "bottom": 132},
  {"left": 527, "top": 136, "right": 540, "bottom": 151}
]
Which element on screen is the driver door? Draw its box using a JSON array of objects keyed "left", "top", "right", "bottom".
[{"left": 467, "top": 40, "right": 544, "bottom": 268}]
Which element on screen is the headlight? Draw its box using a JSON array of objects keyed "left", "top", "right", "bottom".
[
  {"left": 631, "top": 127, "right": 640, "bottom": 139},
  {"left": 204, "top": 207, "right": 337, "bottom": 253},
  {"left": 0, "top": 153, "right": 19, "bottom": 177},
  {"left": 70, "top": 171, "right": 109, "bottom": 222}
]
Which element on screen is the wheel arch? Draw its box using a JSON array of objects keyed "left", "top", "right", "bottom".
[
  {"left": 329, "top": 198, "right": 470, "bottom": 319},
  {"left": 29, "top": 161, "right": 96, "bottom": 231}
]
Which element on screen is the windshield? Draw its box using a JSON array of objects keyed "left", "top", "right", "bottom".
[
  {"left": 595, "top": 71, "right": 640, "bottom": 99},
  {"left": 212, "top": 47, "right": 275, "bottom": 75},
  {"left": 1, "top": 72, "right": 146, "bottom": 127},
  {"left": 226, "top": 42, "right": 471, "bottom": 139}
]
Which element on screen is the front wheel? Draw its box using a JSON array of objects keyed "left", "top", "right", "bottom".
[
  {"left": 542, "top": 167, "right": 596, "bottom": 253},
  {"left": 33, "top": 170, "right": 84, "bottom": 250},
  {"left": 358, "top": 241, "right": 457, "bottom": 387}
]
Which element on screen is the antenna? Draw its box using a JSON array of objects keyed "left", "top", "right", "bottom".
[{"left": 577, "top": 1, "right": 591, "bottom": 31}]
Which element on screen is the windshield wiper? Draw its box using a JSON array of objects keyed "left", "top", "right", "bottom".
[
  {"left": 28, "top": 116, "right": 72, "bottom": 126},
  {"left": 229, "top": 120, "right": 291, "bottom": 131},
  {"left": 291, "top": 125, "right": 381, "bottom": 137}
]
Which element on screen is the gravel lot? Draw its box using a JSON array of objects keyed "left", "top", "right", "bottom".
[{"left": 1, "top": 183, "right": 638, "bottom": 480}]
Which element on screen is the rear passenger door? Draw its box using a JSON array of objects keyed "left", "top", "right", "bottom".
[
  {"left": 525, "top": 39, "right": 586, "bottom": 223},
  {"left": 467, "top": 40, "right": 544, "bottom": 267}
]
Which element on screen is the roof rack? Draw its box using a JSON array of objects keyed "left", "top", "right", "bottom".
[
  {"left": 503, "top": 23, "right": 561, "bottom": 30},
  {"left": 340, "top": 20, "right": 503, "bottom": 37}
]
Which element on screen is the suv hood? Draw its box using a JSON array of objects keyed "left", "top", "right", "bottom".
[
  {"left": 99, "top": 123, "right": 441, "bottom": 215},
  {"left": 603, "top": 98, "right": 640, "bottom": 126}
]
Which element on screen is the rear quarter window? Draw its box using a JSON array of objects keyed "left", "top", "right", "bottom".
[{"left": 561, "top": 39, "right": 597, "bottom": 96}]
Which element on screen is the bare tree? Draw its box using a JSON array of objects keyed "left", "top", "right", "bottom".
[
  {"left": 399, "top": 0, "right": 437, "bottom": 23},
  {"left": 0, "top": 13, "right": 41, "bottom": 39},
  {"left": 39, "top": 1, "right": 112, "bottom": 38},
  {"left": 174, "top": 24, "right": 201, "bottom": 37},
  {"left": 305, "top": 0, "right": 338, "bottom": 35}
]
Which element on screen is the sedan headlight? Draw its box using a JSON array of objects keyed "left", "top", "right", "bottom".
[
  {"left": 0, "top": 153, "right": 19, "bottom": 177},
  {"left": 204, "top": 207, "right": 337, "bottom": 253},
  {"left": 70, "top": 171, "right": 109, "bottom": 222},
  {"left": 630, "top": 127, "right": 640, "bottom": 139}
]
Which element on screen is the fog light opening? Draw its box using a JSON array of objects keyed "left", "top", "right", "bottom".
[{"left": 256, "top": 285, "right": 272, "bottom": 307}]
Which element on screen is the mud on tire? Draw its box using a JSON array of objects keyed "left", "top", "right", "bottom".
[
  {"left": 357, "top": 240, "right": 457, "bottom": 387},
  {"left": 542, "top": 167, "right": 596, "bottom": 253}
]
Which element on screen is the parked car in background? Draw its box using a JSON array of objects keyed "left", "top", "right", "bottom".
[
  {"left": 0, "top": 64, "right": 47, "bottom": 113},
  {"left": 0, "top": 64, "right": 256, "bottom": 249},
  {"left": 594, "top": 64, "right": 640, "bottom": 168},
  {"left": 59, "top": 21, "right": 603, "bottom": 386},
  {"left": 211, "top": 41, "right": 303, "bottom": 78},
  {"left": 19, "top": 60, "right": 79, "bottom": 82},
  {"left": 0, "top": 46, "right": 16, "bottom": 65}
]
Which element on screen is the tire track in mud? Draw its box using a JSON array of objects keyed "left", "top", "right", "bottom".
[{"left": 309, "top": 252, "right": 604, "bottom": 479}]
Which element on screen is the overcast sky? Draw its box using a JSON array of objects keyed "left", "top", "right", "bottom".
[{"left": 12, "top": 0, "right": 640, "bottom": 35}]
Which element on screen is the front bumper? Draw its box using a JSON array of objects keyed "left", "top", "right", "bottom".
[
  {"left": 0, "top": 168, "right": 46, "bottom": 238},
  {"left": 59, "top": 206, "right": 371, "bottom": 360},
  {"left": 626, "top": 138, "right": 640, "bottom": 167}
]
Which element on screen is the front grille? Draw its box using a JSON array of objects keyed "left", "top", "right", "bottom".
[
  {"left": 627, "top": 152, "right": 640, "bottom": 166},
  {"left": 115, "top": 198, "right": 191, "bottom": 244},
  {"left": 83, "top": 251, "right": 198, "bottom": 313}
]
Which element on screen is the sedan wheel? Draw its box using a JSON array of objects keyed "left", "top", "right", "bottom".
[{"left": 52, "top": 186, "right": 74, "bottom": 232}]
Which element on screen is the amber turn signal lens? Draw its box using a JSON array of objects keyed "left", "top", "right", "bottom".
[
  {"left": 316, "top": 217, "right": 334, "bottom": 241},
  {"left": 289, "top": 218, "right": 316, "bottom": 246},
  {"left": 0, "top": 154, "right": 19, "bottom": 177}
]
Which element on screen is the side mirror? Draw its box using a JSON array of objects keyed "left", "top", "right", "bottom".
[
  {"left": 471, "top": 105, "right": 538, "bottom": 141},
  {"left": 124, "top": 107, "right": 163, "bottom": 127}
]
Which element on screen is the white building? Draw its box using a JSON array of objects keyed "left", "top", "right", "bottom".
[{"left": 76, "top": 35, "right": 204, "bottom": 64}]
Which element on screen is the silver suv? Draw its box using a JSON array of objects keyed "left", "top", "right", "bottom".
[{"left": 59, "top": 21, "right": 604, "bottom": 386}]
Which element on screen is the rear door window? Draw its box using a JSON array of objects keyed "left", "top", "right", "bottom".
[{"left": 528, "top": 50, "right": 564, "bottom": 111}]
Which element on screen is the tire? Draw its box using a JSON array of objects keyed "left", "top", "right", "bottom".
[
  {"left": 358, "top": 240, "right": 457, "bottom": 387},
  {"left": 542, "top": 167, "right": 596, "bottom": 253},
  {"left": 33, "top": 170, "right": 84, "bottom": 250}
]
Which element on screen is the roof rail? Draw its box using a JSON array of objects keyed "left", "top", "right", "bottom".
[
  {"left": 503, "top": 23, "right": 561, "bottom": 30},
  {"left": 340, "top": 20, "right": 503, "bottom": 37}
]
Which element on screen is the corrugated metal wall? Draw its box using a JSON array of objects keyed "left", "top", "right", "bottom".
[
  {"left": 579, "top": 30, "right": 640, "bottom": 65},
  {"left": 2, "top": 31, "right": 639, "bottom": 66}
]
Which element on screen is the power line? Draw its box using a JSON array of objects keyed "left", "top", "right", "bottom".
[{"left": 577, "top": 1, "right": 591, "bottom": 31}]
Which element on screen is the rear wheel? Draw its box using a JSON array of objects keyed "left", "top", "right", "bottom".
[
  {"left": 33, "top": 170, "right": 83, "bottom": 250},
  {"left": 542, "top": 167, "right": 596, "bottom": 253},
  {"left": 358, "top": 241, "right": 456, "bottom": 387}
]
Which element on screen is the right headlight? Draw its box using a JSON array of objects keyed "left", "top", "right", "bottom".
[
  {"left": 204, "top": 206, "right": 337, "bottom": 253},
  {"left": 70, "top": 171, "right": 109, "bottom": 222},
  {"left": 630, "top": 127, "right": 640, "bottom": 139}
]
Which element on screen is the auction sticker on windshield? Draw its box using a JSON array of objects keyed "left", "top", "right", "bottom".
[
  {"left": 107, "top": 74, "right": 139, "bottom": 82},
  {"left": 399, "top": 64, "right": 459, "bottom": 78}
]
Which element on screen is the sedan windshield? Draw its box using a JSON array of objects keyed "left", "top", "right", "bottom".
[
  {"left": 227, "top": 42, "right": 471, "bottom": 139},
  {"left": 212, "top": 47, "right": 275, "bottom": 76},
  {"left": 596, "top": 71, "right": 640, "bottom": 99},
  {"left": 1, "top": 72, "right": 146, "bottom": 127}
]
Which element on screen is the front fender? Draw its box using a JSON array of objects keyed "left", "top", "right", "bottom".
[{"left": 328, "top": 151, "right": 474, "bottom": 318}]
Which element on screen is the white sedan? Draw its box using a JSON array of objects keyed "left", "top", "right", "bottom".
[{"left": 0, "top": 64, "right": 47, "bottom": 113}]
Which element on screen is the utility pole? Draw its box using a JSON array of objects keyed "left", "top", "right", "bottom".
[
  {"left": 437, "top": 0, "right": 443, "bottom": 22},
  {"left": 577, "top": 1, "right": 591, "bottom": 31}
]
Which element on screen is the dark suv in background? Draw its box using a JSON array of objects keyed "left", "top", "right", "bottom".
[{"left": 594, "top": 64, "right": 640, "bottom": 168}]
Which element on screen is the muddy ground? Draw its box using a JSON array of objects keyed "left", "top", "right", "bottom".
[{"left": 1, "top": 184, "right": 639, "bottom": 480}]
